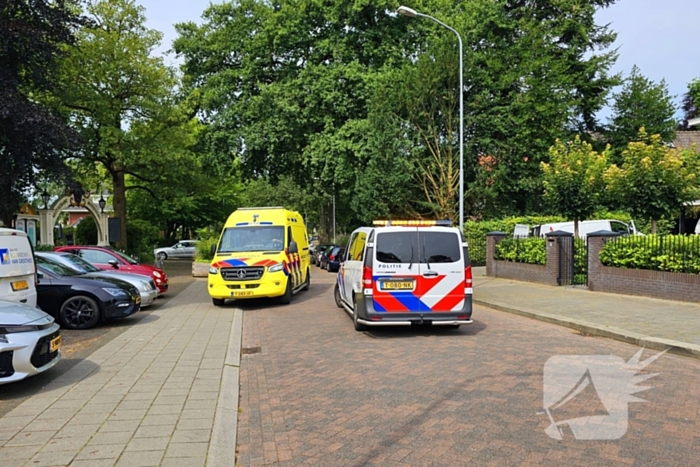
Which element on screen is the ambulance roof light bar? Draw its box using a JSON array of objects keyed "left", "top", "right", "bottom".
[{"left": 372, "top": 220, "right": 452, "bottom": 227}]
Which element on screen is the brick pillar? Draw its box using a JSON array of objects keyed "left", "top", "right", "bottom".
[
  {"left": 587, "top": 231, "right": 619, "bottom": 292},
  {"left": 486, "top": 232, "right": 506, "bottom": 277},
  {"left": 545, "top": 231, "right": 573, "bottom": 286}
]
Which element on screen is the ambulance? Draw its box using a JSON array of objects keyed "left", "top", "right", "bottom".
[
  {"left": 335, "top": 220, "right": 473, "bottom": 331},
  {"left": 207, "top": 207, "right": 311, "bottom": 306}
]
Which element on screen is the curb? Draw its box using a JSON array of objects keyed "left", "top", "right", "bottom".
[
  {"left": 207, "top": 309, "right": 243, "bottom": 467},
  {"left": 473, "top": 298, "right": 700, "bottom": 360}
]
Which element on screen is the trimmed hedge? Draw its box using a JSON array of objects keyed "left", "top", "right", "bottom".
[
  {"left": 600, "top": 235, "right": 700, "bottom": 273},
  {"left": 196, "top": 237, "right": 218, "bottom": 262},
  {"left": 494, "top": 237, "right": 546, "bottom": 265}
]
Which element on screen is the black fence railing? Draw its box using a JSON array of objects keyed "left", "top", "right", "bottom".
[
  {"left": 464, "top": 234, "right": 487, "bottom": 266},
  {"left": 600, "top": 234, "right": 700, "bottom": 274}
]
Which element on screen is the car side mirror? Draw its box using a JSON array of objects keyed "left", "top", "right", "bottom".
[
  {"left": 289, "top": 241, "right": 299, "bottom": 254},
  {"left": 37, "top": 272, "right": 44, "bottom": 280},
  {"left": 210, "top": 244, "right": 217, "bottom": 257},
  {"left": 108, "top": 259, "right": 119, "bottom": 269}
]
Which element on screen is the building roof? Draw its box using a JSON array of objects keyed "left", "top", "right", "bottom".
[{"left": 672, "top": 131, "right": 700, "bottom": 150}]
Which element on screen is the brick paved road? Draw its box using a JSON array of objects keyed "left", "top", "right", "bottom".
[{"left": 237, "top": 270, "right": 700, "bottom": 466}]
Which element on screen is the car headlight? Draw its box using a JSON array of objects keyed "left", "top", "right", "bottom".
[
  {"left": 103, "top": 287, "right": 128, "bottom": 297},
  {"left": 0, "top": 325, "right": 40, "bottom": 334},
  {"left": 209, "top": 266, "right": 219, "bottom": 274},
  {"left": 153, "top": 271, "right": 162, "bottom": 278},
  {"left": 268, "top": 263, "right": 284, "bottom": 273}
]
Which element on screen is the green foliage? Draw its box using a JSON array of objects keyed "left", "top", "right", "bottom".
[
  {"left": 75, "top": 216, "right": 97, "bottom": 245},
  {"left": 34, "top": 244, "right": 55, "bottom": 252},
  {"left": 196, "top": 237, "right": 217, "bottom": 262},
  {"left": 606, "top": 66, "right": 677, "bottom": 162},
  {"left": 125, "top": 220, "right": 160, "bottom": 263},
  {"left": 494, "top": 238, "right": 546, "bottom": 265},
  {"left": 600, "top": 235, "right": 700, "bottom": 273},
  {"left": 541, "top": 136, "right": 608, "bottom": 235},
  {"left": 463, "top": 216, "right": 565, "bottom": 266},
  {"left": 604, "top": 130, "right": 700, "bottom": 232}
]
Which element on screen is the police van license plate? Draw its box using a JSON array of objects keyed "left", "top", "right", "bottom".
[
  {"left": 232, "top": 291, "right": 254, "bottom": 297},
  {"left": 380, "top": 280, "right": 414, "bottom": 291},
  {"left": 11, "top": 280, "right": 28, "bottom": 291}
]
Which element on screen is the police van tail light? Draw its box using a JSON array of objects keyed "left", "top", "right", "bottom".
[
  {"left": 464, "top": 266, "right": 473, "bottom": 294},
  {"left": 362, "top": 266, "right": 373, "bottom": 288}
]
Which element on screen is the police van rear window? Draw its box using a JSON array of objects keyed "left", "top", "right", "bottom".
[{"left": 375, "top": 231, "right": 461, "bottom": 264}]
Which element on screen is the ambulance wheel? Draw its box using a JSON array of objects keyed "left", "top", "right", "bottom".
[
  {"left": 302, "top": 268, "right": 310, "bottom": 291},
  {"left": 334, "top": 283, "right": 343, "bottom": 309},
  {"left": 279, "top": 278, "right": 292, "bottom": 305},
  {"left": 212, "top": 298, "right": 225, "bottom": 307},
  {"left": 352, "top": 299, "right": 367, "bottom": 332}
]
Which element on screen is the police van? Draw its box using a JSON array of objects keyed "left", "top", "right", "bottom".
[{"left": 334, "top": 220, "right": 473, "bottom": 331}]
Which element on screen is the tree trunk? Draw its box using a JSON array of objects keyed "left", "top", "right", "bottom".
[
  {"left": 111, "top": 170, "right": 128, "bottom": 249},
  {"left": 651, "top": 218, "right": 657, "bottom": 234}
]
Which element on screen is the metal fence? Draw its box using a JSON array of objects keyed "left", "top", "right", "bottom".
[
  {"left": 601, "top": 234, "right": 700, "bottom": 274},
  {"left": 464, "top": 234, "right": 487, "bottom": 266}
]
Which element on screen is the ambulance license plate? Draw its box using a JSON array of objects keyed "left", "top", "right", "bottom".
[
  {"left": 50, "top": 335, "right": 62, "bottom": 352},
  {"left": 11, "top": 280, "right": 28, "bottom": 291},
  {"left": 380, "top": 281, "right": 413, "bottom": 291},
  {"left": 232, "top": 291, "right": 254, "bottom": 297}
]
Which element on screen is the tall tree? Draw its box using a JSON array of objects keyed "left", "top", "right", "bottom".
[
  {"left": 55, "top": 0, "right": 196, "bottom": 248},
  {"left": 0, "top": 0, "right": 82, "bottom": 226},
  {"left": 679, "top": 78, "right": 700, "bottom": 130},
  {"left": 605, "top": 65, "right": 677, "bottom": 162},
  {"left": 541, "top": 136, "right": 608, "bottom": 237},
  {"left": 604, "top": 129, "right": 700, "bottom": 233}
]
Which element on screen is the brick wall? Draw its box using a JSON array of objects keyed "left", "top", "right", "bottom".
[
  {"left": 588, "top": 234, "right": 700, "bottom": 302},
  {"left": 486, "top": 232, "right": 560, "bottom": 286}
]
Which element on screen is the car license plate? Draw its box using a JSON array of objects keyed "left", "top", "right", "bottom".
[
  {"left": 135, "top": 295, "right": 141, "bottom": 304},
  {"left": 11, "top": 280, "right": 28, "bottom": 291},
  {"left": 232, "top": 291, "right": 254, "bottom": 297},
  {"left": 50, "top": 335, "right": 62, "bottom": 352},
  {"left": 380, "top": 281, "right": 414, "bottom": 291}
]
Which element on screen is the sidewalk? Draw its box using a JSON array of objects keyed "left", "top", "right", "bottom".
[
  {"left": 0, "top": 280, "right": 241, "bottom": 467},
  {"left": 472, "top": 266, "right": 700, "bottom": 358}
]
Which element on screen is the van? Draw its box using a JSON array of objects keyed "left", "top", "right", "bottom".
[
  {"left": 531, "top": 219, "right": 639, "bottom": 238},
  {"left": 0, "top": 228, "right": 38, "bottom": 307},
  {"left": 335, "top": 220, "right": 473, "bottom": 331},
  {"left": 207, "top": 207, "right": 311, "bottom": 306}
]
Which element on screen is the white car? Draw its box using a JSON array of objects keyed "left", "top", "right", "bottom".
[
  {"left": 0, "top": 228, "right": 37, "bottom": 307},
  {"left": 35, "top": 252, "right": 158, "bottom": 308},
  {"left": 0, "top": 300, "right": 61, "bottom": 384},
  {"left": 154, "top": 240, "right": 199, "bottom": 260}
]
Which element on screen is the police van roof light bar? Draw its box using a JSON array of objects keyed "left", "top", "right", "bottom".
[{"left": 372, "top": 220, "right": 452, "bottom": 227}]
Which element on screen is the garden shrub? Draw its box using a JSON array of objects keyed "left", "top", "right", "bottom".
[
  {"left": 494, "top": 237, "right": 546, "bottom": 265},
  {"left": 196, "top": 237, "right": 218, "bottom": 262},
  {"left": 600, "top": 235, "right": 700, "bottom": 273}
]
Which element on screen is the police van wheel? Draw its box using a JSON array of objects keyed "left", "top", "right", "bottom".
[
  {"left": 212, "top": 298, "right": 225, "bottom": 307},
  {"left": 302, "top": 269, "right": 310, "bottom": 291},
  {"left": 352, "top": 299, "right": 367, "bottom": 331},
  {"left": 334, "top": 284, "right": 343, "bottom": 309},
  {"left": 279, "top": 279, "right": 292, "bottom": 305}
]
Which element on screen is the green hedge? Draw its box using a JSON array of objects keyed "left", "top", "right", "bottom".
[
  {"left": 600, "top": 235, "right": 700, "bottom": 273},
  {"left": 494, "top": 237, "right": 547, "bottom": 265},
  {"left": 196, "top": 237, "right": 218, "bottom": 262},
  {"left": 34, "top": 244, "right": 55, "bottom": 252}
]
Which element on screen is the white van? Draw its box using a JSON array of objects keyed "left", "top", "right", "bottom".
[
  {"left": 531, "top": 219, "right": 638, "bottom": 238},
  {"left": 0, "top": 228, "right": 38, "bottom": 307},
  {"left": 334, "top": 220, "right": 473, "bottom": 331}
]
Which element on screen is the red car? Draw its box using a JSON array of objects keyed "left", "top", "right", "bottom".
[{"left": 54, "top": 246, "right": 169, "bottom": 295}]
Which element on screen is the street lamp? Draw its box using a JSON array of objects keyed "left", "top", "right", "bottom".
[
  {"left": 41, "top": 188, "right": 50, "bottom": 210},
  {"left": 98, "top": 195, "right": 106, "bottom": 213},
  {"left": 397, "top": 5, "right": 464, "bottom": 232}
]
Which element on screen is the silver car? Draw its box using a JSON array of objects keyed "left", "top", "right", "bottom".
[
  {"left": 0, "top": 300, "right": 61, "bottom": 384},
  {"left": 35, "top": 252, "right": 158, "bottom": 308},
  {"left": 154, "top": 240, "right": 199, "bottom": 260}
]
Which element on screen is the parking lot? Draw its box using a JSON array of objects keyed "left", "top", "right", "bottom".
[{"left": 0, "top": 260, "right": 194, "bottom": 417}]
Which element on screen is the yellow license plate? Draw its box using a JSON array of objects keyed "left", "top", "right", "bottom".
[
  {"left": 232, "top": 291, "right": 255, "bottom": 297},
  {"left": 135, "top": 295, "right": 141, "bottom": 304},
  {"left": 380, "top": 281, "right": 414, "bottom": 291},
  {"left": 11, "top": 280, "right": 28, "bottom": 291},
  {"left": 50, "top": 335, "right": 62, "bottom": 352}
]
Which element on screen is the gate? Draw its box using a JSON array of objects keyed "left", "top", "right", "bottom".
[{"left": 557, "top": 236, "right": 588, "bottom": 286}]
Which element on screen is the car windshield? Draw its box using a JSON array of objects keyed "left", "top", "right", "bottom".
[
  {"left": 36, "top": 255, "right": 81, "bottom": 277},
  {"left": 111, "top": 249, "right": 139, "bottom": 265},
  {"left": 217, "top": 226, "right": 285, "bottom": 253},
  {"left": 58, "top": 254, "right": 101, "bottom": 273}
]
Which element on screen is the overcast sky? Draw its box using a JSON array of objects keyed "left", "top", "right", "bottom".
[{"left": 140, "top": 0, "right": 700, "bottom": 120}]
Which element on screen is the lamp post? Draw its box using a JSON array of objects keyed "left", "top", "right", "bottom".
[
  {"left": 41, "top": 188, "right": 50, "bottom": 210},
  {"left": 397, "top": 5, "right": 464, "bottom": 232}
]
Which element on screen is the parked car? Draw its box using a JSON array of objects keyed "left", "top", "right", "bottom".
[
  {"left": 0, "top": 228, "right": 37, "bottom": 307},
  {"left": 314, "top": 244, "right": 333, "bottom": 268},
  {"left": 153, "top": 240, "right": 199, "bottom": 260},
  {"left": 326, "top": 246, "right": 346, "bottom": 273},
  {"left": 319, "top": 245, "right": 338, "bottom": 270},
  {"left": 0, "top": 300, "right": 61, "bottom": 385},
  {"left": 35, "top": 252, "right": 158, "bottom": 308},
  {"left": 36, "top": 255, "right": 141, "bottom": 330},
  {"left": 54, "top": 246, "right": 168, "bottom": 295}
]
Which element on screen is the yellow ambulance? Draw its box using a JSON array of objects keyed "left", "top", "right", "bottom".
[{"left": 207, "top": 207, "right": 311, "bottom": 306}]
